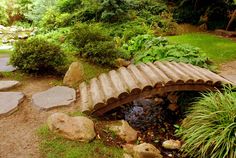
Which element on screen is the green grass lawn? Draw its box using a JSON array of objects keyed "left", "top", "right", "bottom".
[
  {"left": 167, "top": 33, "right": 236, "bottom": 65},
  {"left": 38, "top": 125, "right": 123, "bottom": 158}
]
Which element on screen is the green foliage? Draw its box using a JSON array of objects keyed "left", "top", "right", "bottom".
[
  {"left": 123, "top": 34, "right": 211, "bottom": 69},
  {"left": 81, "top": 41, "right": 122, "bottom": 66},
  {"left": 0, "top": 1, "right": 9, "bottom": 25},
  {"left": 177, "top": 88, "right": 236, "bottom": 158},
  {"left": 57, "top": 0, "right": 82, "bottom": 13},
  {"left": 69, "top": 23, "right": 123, "bottom": 66},
  {"left": 69, "top": 23, "right": 111, "bottom": 48},
  {"left": 173, "top": 0, "right": 235, "bottom": 29},
  {"left": 98, "top": 0, "right": 129, "bottom": 23},
  {"left": 25, "top": 0, "right": 57, "bottom": 23},
  {"left": 167, "top": 33, "right": 236, "bottom": 64},
  {"left": 10, "top": 36, "right": 67, "bottom": 74},
  {"left": 38, "top": 125, "right": 123, "bottom": 158},
  {"left": 39, "top": 9, "right": 72, "bottom": 29},
  {"left": 130, "top": 0, "right": 167, "bottom": 15}
]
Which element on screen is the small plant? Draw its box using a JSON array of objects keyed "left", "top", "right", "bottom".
[
  {"left": 10, "top": 36, "right": 67, "bottom": 74},
  {"left": 177, "top": 88, "right": 236, "bottom": 158}
]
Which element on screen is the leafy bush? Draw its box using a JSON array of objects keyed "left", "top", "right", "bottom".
[
  {"left": 70, "top": 23, "right": 123, "bottom": 66},
  {"left": 25, "top": 0, "right": 57, "bottom": 23},
  {"left": 98, "top": 0, "right": 129, "bottom": 23},
  {"left": 123, "top": 34, "right": 211, "bottom": 69},
  {"left": 57, "top": 0, "right": 82, "bottom": 13},
  {"left": 0, "top": 1, "right": 9, "bottom": 25},
  {"left": 10, "top": 36, "right": 67, "bottom": 74},
  {"left": 69, "top": 23, "right": 111, "bottom": 48},
  {"left": 39, "top": 9, "right": 72, "bottom": 29},
  {"left": 177, "top": 88, "right": 236, "bottom": 158},
  {"left": 81, "top": 41, "right": 122, "bottom": 66}
]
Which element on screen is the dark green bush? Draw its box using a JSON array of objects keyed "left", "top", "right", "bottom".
[
  {"left": 57, "top": 0, "right": 82, "bottom": 13},
  {"left": 177, "top": 88, "right": 236, "bottom": 158},
  {"left": 70, "top": 23, "right": 123, "bottom": 66},
  {"left": 69, "top": 23, "right": 111, "bottom": 48},
  {"left": 10, "top": 36, "right": 67, "bottom": 74},
  {"left": 39, "top": 9, "right": 72, "bottom": 30},
  {"left": 81, "top": 41, "right": 122, "bottom": 66},
  {"left": 98, "top": 0, "right": 129, "bottom": 23}
]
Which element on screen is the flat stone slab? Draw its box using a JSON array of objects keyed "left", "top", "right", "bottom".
[
  {"left": 0, "top": 45, "right": 13, "bottom": 50},
  {"left": 0, "top": 80, "right": 20, "bottom": 91},
  {"left": 0, "top": 57, "right": 16, "bottom": 72},
  {"left": 0, "top": 92, "right": 24, "bottom": 116},
  {"left": 32, "top": 86, "right": 76, "bottom": 110}
]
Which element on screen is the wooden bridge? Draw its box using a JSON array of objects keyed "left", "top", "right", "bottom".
[{"left": 79, "top": 61, "right": 232, "bottom": 116}]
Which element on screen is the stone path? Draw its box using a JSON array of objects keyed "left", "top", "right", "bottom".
[
  {"left": 32, "top": 86, "right": 76, "bottom": 110},
  {"left": 0, "top": 77, "right": 79, "bottom": 158},
  {"left": 0, "top": 92, "right": 24, "bottom": 117},
  {"left": 0, "top": 80, "right": 20, "bottom": 91},
  {"left": 0, "top": 57, "right": 16, "bottom": 72}
]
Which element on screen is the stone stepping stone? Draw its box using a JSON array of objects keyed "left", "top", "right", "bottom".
[
  {"left": 0, "top": 92, "right": 24, "bottom": 116},
  {"left": 0, "top": 45, "right": 13, "bottom": 50},
  {"left": 0, "top": 57, "right": 16, "bottom": 72},
  {"left": 0, "top": 80, "right": 20, "bottom": 91},
  {"left": 32, "top": 86, "right": 76, "bottom": 110}
]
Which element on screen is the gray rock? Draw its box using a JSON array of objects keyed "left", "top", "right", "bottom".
[
  {"left": 0, "top": 57, "right": 16, "bottom": 72},
  {"left": 32, "top": 86, "right": 76, "bottom": 110},
  {"left": 107, "top": 120, "right": 138, "bottom": 143},
  {"left": 0, "top": 92, "right": 24, "bottom": 116},
  {"left": 162, "top": 139, "right": 181, "bottom": 150},
  {"left": 47, "top": 112, "right": 96, "bottom": 142},
  {"left": 124, "top": 143, "right": 163, "bottom": 158},
  {"left": 0, "top": 80, "right": 20, "bottom": 91}
]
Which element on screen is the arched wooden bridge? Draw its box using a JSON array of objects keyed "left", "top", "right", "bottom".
[{"left": 79, "top": 61, "right": 232, "bottom": 116}]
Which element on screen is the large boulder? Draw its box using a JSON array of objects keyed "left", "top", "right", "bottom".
[
  {"left": 124, "top": 143, "right": 163, "bottom": 158},
  {"left": 47, "top": 112, "right": 96, "bottom": 142},
  {"left": 107, "top": 120, "right": 137, "bottom": 143},
  {"left": 63, "top": 62, "right": 84, "bottom": 87}
]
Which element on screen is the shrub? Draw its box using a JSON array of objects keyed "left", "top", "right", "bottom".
[
  {"left": 57, "top": 0, "right": 82, "bottom": 13},
  {"left": 69, "top": 23, "right": 111, "bottom": 48},
  {"left": 39, "top": 9, "right": 72, "bottom": 29},
  {"left": 98, "top": 0, "right": 129, "bottom": 23},
  {"left": 0, "top": 2, "right": 9, "bottom": 25},
  {"left": 123, "top": 34, "right": 211, "bottom": 69},
  {"left": 10, "top": 36, "right": 67, "bottom": 74},
  {"left": 81, "top": 41, "right": 122, "bottom": 66},
  {"left": 177, "top": 88, "right": 236, "bottom": 158},
  {"left": 70, "top": 23, "right": 123, "bottom": 66}
]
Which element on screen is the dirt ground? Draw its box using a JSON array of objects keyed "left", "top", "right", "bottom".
[
  {"left": 0, "top": 76, "right": 79, "bottom": 158},
  {"left": 219, "top": 60, "right": 236, "bottom": 75}
]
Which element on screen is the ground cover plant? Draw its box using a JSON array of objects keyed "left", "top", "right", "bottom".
[
  {"left": 177, "top": 88, "right": 236, "bottom": 158},
  {"left": 123, "top": 34, "right": 212, "bottom": 69},
  {"left": 168, "top": 33, "right": 236, "bottom": 64}
]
